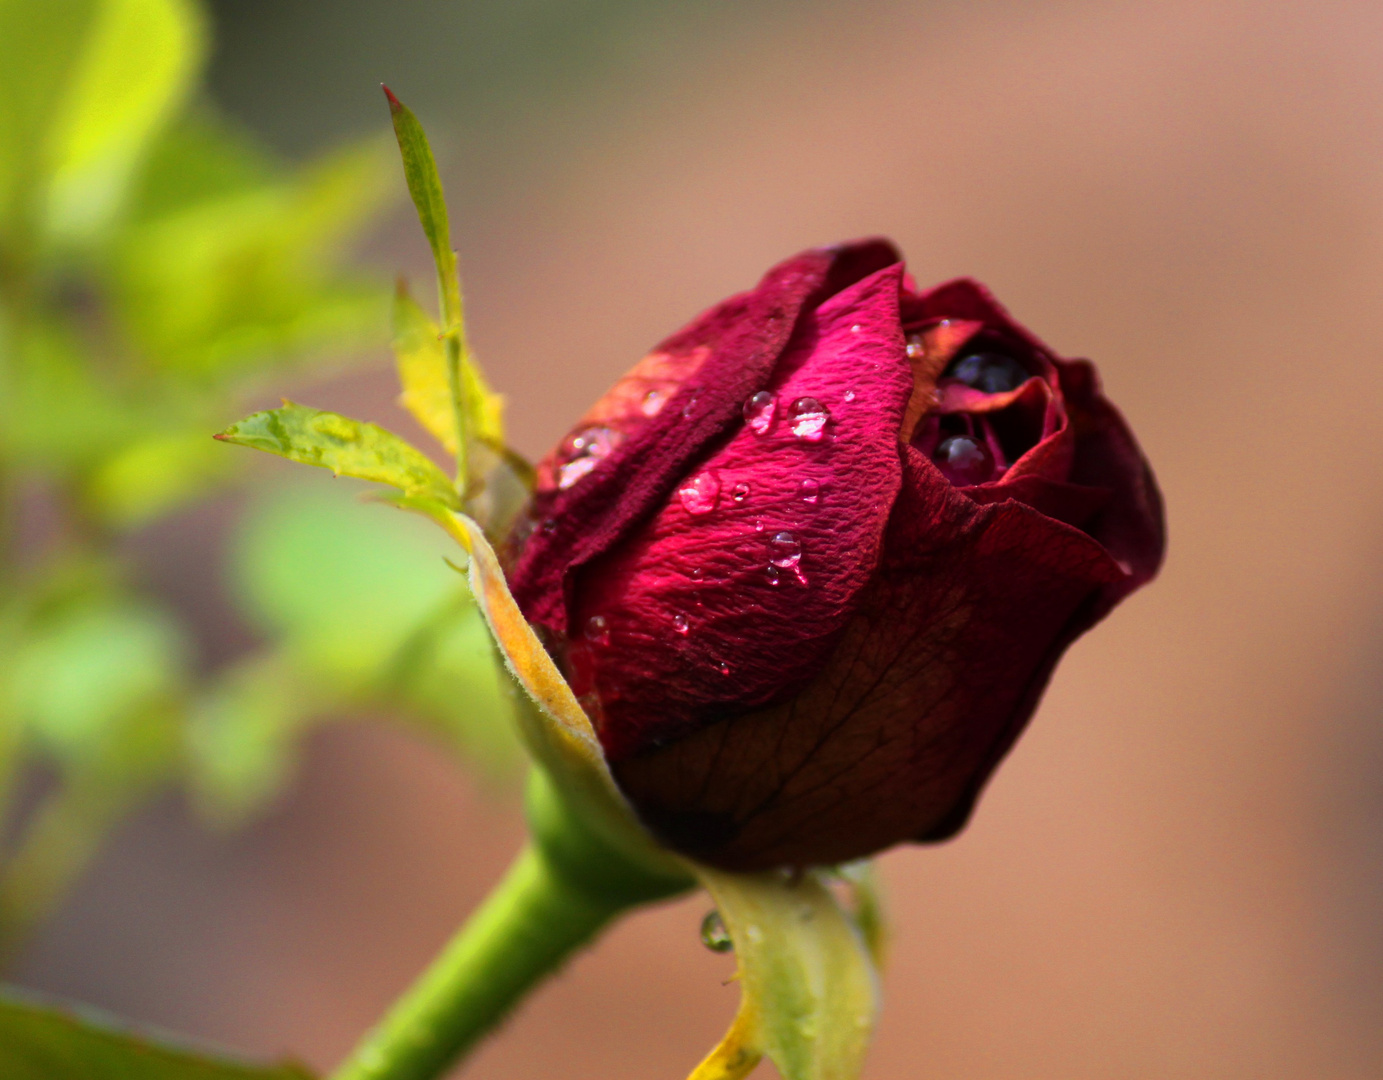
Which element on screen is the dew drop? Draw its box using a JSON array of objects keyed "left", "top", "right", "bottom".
[
  {"left": 700, "top": 910, "right": 733, "bottom": 952},
  {"left": 742, "top": 391, "right": 777, "bottom": 435},
  {"left": 559, "top": 425, "right": 620, "bottom": 489},
  {"left": 641, "top": 388, "right": 666, "bottom": 416},
  {"left": 933, "top": 435, "right": 995, "bottom": 486},
  {"left": 768, "top": 531, "right": 802, "bottom": 568},
  {"left": 584, "top": 615, "right": 610, "bottom": 645},
  {"left": 681, "top": 390, "right": 701, "bottom": 419},
  {"left": 798, "top": 478, "right": 820, "bottom": 503},
  {"left": 787, "top": 397, "right": 829, "bottom": 441},
  {"left": 690, "top": 567, "right": 705, "bottom": 582},
  {"left": 717, "top": 661, "right": 732, "bottom": 676},
  {"left": 768, "top": 531, "right": 807, "bottom": 585},
  {"left": 677, "top": 471, "right": 721, "bottom": 515},
  {"left": 672, "top": 613, "right": 690, "bottom": 635},
  {"left": 732, "top": 482, "right": 750, "bottom": 503},
  {"left": 540, "top": 518, "right": 557, "bottom": 534},
  {"left": 843, "top": 389, "right": 857, "bottom": 403},
  {"left": 558, "top": 456, "right": 599, "bottom": 489},
  {"left": 850, "top": 323, "right": 862, "bottom": 334},
  {"left": 905, "top": 333, "right": 925, "bottom": 360},
  {"left": 754, "top": 518, "right": 766, "bottom": 533}
]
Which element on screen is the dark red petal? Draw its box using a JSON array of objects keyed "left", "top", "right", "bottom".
[
  {"left": 903, "top": 277, "right": 1055, "bottom": 361},
  {"left": 573, "top": 264, "right": 914, "bottom": 758},
  {"left": 612, "top": 445, "right": 1126, "bottom": 869},
  {"left": 508, "top": 239, "right": 902, "bottom": 636},
  {"left": 1054, "top": 358, "right": 1166, "bottom": 597}
]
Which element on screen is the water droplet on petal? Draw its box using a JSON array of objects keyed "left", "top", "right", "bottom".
[
  {"left": 850, "top": 323, "right": 862, "bottom": 333},
  {"left": 558, "top": 456, "right": 599, "bottom": 489},
  {"left": 769, "top": 531, "right": 802, "bottom": 568},
  {"left": 742, "top": 391, "right": 777, "bottom": 435},
  {"left": 754, "top": 518, "right": 766, "bottom": 533},
  {"left": 933, "top": 435, "right": 995, "bottom": 486},
  {"left": 690, "top": 567, "right": 705, "bottom": 582},
  {"left": 766, "top": 564, "right": 783, "bottom": 586},
  {"left": 681, "top": 390, "right": 701, "bottom": 419},
  {"left": 584, "top": 615, "right": 609, "bottom": 645},
  {"left": 787, "top": 397, "right": 829, "bottom": 441},
  {"left": 768, "top": 531, "right": 807, "bottom": 584},
  {"left": 905, "top": 333, "right": 925, "bottom": 360},
  {"left": 672, "top": 613, "right": 689, "bottom": 634},
  {"left": 717, "top": 661, "right": 731, "bottom": 676},
  {"left": 731, "top": 482, "right": 750, "bottom": 503},
  {"left": 700, "top": 910, "right": 733, "bottom": 952},
  {"left": 540, "top": 518, "right": 557, "bottom": 534},
  {"left": 843, "top": 389, "right": 857, "bottom": 403},
  {"left": 641, "top": 389, "right": 665, "bottom": 416},
  {"left": 559, "top": 425, "right": 621, "bottom": 489},
  {"left": 677, "top": 471, "right": 721, "bottom": 515},
  {"left": 799, "top": 478, "right": 820, "bottom": 503}
]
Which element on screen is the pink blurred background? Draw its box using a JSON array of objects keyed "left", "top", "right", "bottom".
[{"left": 14, "top": 0, "right": 1383, "bottom": 1076}]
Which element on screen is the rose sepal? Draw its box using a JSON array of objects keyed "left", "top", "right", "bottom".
[{"left": 384, "top": 498, "right": 886, "bottom": 1080}]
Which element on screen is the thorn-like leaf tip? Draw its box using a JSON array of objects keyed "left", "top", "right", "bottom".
[{"left": 381, "top": 84, "right": 402, "bottom": 112}]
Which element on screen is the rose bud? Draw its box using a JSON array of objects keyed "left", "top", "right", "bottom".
[{"left": 507, "top": 239, "right": 1163, "bottom": 871}]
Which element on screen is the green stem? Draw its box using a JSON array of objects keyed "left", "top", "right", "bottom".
[
  {"left": 332, "top": 842, "right": 620, "bottom": 1080},
  {"left": 331, "top": 770, "right": 694, "bottom": 1080}
]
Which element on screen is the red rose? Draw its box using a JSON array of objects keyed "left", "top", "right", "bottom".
[{"left": 508, "top": 240, "right": 1163, "bottom": 871}]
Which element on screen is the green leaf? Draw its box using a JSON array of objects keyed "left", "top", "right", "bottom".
[
  {"left": 0, "top": 986, "right": 312, "bottom": 1079},
  {"left": 0, "top": 319, "right": 135, "bottom": 470},
  {"left": 82, "top": 428, "right": 240, "bottom": 528},
  {"left": 384, "top": 87, "right": 507, "bottom": 500},
  {"left": 216, "top": 403, "right": 459, "bottom": 508},
  {"left": 392, "top": 280, "right": 505, "bottom": 456},
  {"left": 43, "top": 0, "right": 206, "bottom": 241},
  {"left": 4, "top": 600, "right": 184, "bottom": 766},
  {"left": 125, "top": 105, "right": 275, "bottom": 222},
  {"left": 690, "top": 867, "right": 880, "bottom": 1080},
  {"left": 0, "top": 0, "right": 99, "bottom": 237},
  {"left": 383, "top": 87, "right": 460, "bottom": 324},
  {"left": 113, "top": 137, "right": 391, "bottom": 379}
]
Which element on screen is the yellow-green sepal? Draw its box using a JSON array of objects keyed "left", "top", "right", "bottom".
[
  {"left": 689, "top": 866, "right": 882, "bottom": 1080},
  {"left": 381, "top": 497, "right": 688, "bottom": 882}
]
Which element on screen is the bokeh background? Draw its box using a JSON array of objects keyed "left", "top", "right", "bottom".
[{"left": 10, "top": 0, "right": 1383, "bottom": 1076}]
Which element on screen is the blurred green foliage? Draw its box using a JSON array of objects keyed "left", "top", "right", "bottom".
[{"left": 0, "top": 0, "right": 520, "bottom": 956}]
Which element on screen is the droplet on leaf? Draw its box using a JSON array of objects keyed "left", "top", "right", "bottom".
[{"left": 700, "top": 910, "right": 733, "bottom": 952}]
